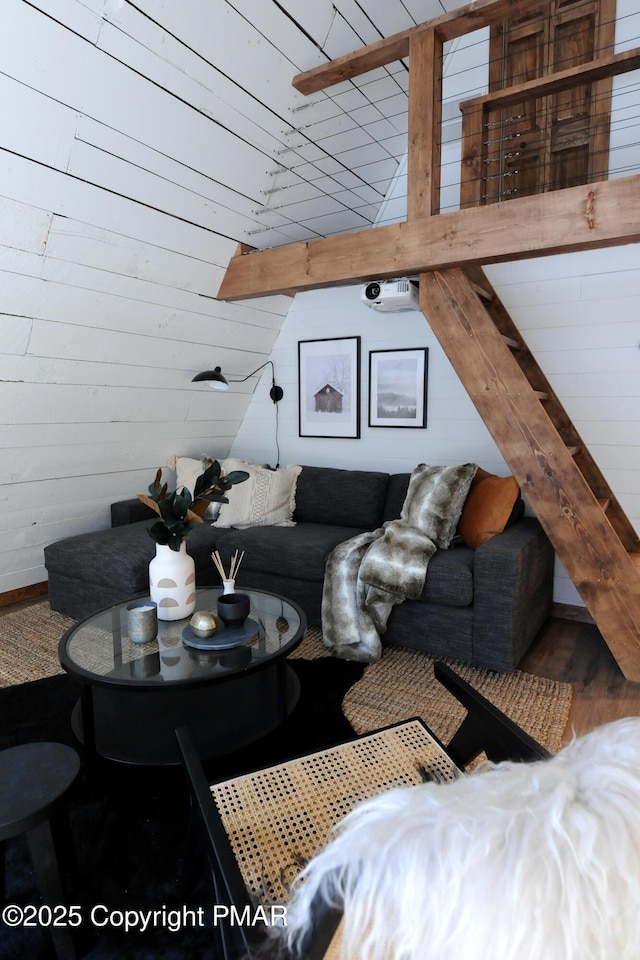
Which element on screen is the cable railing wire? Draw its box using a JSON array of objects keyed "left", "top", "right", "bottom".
[
  {"left": 244, "top": 11, "right": 639, "bottom": 240},
  {"left": 434, "top": 10, "right": 638, "bottom": 87}
]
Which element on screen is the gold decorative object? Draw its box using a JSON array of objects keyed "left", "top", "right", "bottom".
[{"left": 189, "top": 610, "right": 218, "bottom": 638}]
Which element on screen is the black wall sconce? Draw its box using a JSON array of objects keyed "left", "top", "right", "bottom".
[{"left": 191, "top": 361, "right": 283, "bottom": 403}]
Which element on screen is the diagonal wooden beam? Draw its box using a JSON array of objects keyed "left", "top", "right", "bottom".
[
  {"left": 217, "top": 174, "right": 640, "bottom": 301},
  {"left": 420, "top": 268, "right": 640, "bottom": 681},
  {"left": 292, "top": 0, "right": 547, "bottom": 94}
]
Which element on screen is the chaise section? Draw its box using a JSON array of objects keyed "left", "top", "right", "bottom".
[{"left": 44, "top": 519, "right": 227, "bottom": 620}]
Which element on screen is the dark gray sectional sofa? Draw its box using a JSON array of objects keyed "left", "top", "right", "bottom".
[{"left": 44, "top": 464, "right": 554, "bottom": 672}]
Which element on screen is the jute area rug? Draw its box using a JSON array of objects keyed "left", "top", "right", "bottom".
[
  {"left": 1, "top": 602, "right": 573, "bottom": 754},
  {"left": 293, "top": 627, "right": 573, "bottom": 755},
  {"left": 0, "top": 601, "right": 71, "bottom": 686}
]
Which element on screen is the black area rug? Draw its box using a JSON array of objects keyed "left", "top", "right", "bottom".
[{"left": 0, "top": 657, "right": 364, "bottom": 960}]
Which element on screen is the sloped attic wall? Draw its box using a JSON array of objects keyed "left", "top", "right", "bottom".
[{"left": 0, "top": 1, "right": 291, "bottom": 594}]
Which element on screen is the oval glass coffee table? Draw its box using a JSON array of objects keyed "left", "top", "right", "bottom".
[{"left": 58, "top": 587, "right": 306, "bottom": 766}]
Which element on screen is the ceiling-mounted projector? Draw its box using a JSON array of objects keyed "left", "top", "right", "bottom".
[{"left": 360, "top": 278, "right": 420, "bottom": 312}]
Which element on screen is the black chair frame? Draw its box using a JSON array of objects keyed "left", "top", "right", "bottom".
[{"left": 176, "top": 662, "right": 550, "bottom": 959}]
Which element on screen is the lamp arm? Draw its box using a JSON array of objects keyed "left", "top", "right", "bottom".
[
  {"left": 228, "top": 360, "right": 283, "bottom": 404},
  {"left": 227, "top": 360, "right": 274, "bottom": 384}
]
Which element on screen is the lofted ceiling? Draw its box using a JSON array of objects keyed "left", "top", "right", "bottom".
[{"left": 103, "top": 0, "right": 464, "bottom": 252}]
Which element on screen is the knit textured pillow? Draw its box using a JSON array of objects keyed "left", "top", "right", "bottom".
[{"left": 215, "top": 459, "right": 302, "bottom": 529}]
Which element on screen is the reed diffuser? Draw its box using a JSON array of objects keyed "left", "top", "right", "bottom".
[{"left": 211, "top": 550, "right": 245, "bottom": 593}]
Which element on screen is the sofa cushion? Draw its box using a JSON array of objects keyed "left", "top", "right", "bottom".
[
  {"left": 381, "top": 474, "right": 411, "bottom": 523},
  {"left": 45, "top": 521, "right": 156, "bottom": 590},
  {"left": 400, "top": 463, "right": 478, "bottom": 549},
  {"left": 172, "top": 455, "right": 211, "bottom": 498},
  {"left": 420, "top": 544, "right": 475, "bottom": 607},
  {"left": 170, "top": 455, "right": 220, "bottom": 520},
  {"left": 294, "top": 466, "right": 389, "bottom": 529},
  {"left": 214, "top": 523, "right": 369, "bottom": 583}
]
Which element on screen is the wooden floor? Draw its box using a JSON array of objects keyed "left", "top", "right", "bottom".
[
  {"left": 2, "top": 597, "right": 640, "bottom": 742},
  {"left": 521, "top": 615, "right": 640, "bottom": 740}
]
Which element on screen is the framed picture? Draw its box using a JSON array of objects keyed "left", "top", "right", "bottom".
[
  {"left": 368, "top": 347, "right": 428, "bottom": 428},
  {"left": 298, "top": 336, "right": 361, "bottom": 438}
]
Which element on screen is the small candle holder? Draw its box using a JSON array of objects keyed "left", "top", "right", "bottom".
[
  {"left": 126, "top": 600, "right": 158, "bottom": 644},
  {"left": 216, "top": 592, "right": 250, "bottom": 627}
]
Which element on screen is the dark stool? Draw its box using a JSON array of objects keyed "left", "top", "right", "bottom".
[{"left": 0, "top": 742, "right": 81, "bottom": 960}]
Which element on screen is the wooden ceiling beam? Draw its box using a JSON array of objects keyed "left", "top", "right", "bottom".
[
  {"left": 217, "top": 174, "right": 640, "bottom": 301},
  {"left": 292, "top": 0, "right": 547, "bottom": 95}
]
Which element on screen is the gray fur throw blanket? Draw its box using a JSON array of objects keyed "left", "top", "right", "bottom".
[{"left": 321, "top": 463, "right": 478, "bottom": 661}]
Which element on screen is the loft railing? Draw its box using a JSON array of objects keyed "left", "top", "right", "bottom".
[
  {"left": 459, "top": 49, "right": 640, "bottom": 209},
  {"left": 292, "top": 0, "right": 640, "bottom": 222},
  {"left": 219, "top": 0, "right": 640, "bottom": 301}
]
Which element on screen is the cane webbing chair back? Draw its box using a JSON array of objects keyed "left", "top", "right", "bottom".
[
  {"left": 177, "top": 662, "right": 549, "bottom": 959},
  {"left": 210, "top": 719, "right": 459, "bottom": 905}
]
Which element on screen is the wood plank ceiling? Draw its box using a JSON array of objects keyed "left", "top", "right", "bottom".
[
  {"left": 16, "top": 0, "right": 637, "bottom": 262},
  {"left": 86, "top": 0, "right": 462, "bottom": 252}
]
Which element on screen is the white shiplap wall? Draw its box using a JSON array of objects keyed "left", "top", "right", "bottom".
[{"left": 0, "top": 0, "right": 293, "bottom": 594}]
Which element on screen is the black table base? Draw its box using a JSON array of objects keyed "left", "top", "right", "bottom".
[{"left": 71, "top": 663, "right": 300, "bottom": 766}]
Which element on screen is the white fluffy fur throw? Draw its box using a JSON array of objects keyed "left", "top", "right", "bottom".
[
  {"left": 321, "top": 463, "right": 477, "bottom": 662},
  {"left": 282, "top": 717, "right": 640, "bottom": 960}
]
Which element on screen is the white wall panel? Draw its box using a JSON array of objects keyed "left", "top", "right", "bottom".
[
  {"left": 0, "top": 418, "right": 239, "bottom": 452},
  {"left": 95, "top": 19, "right": 292, "bottom": 157},
  {"left": 27, "top": 0, "right": 105, "bottom": 42},
  {"left": 1, "top": 317, "right": 33, "bottom": 356},
  {"left": 0, "top": 75, "right": 77, "bottom": 171},
  {"left": 0, "top": 197, "right": 52, "bottom": 255},
  {"left": 0, "top": 0, "right": 290, "bottom": 592},
  {"left": 335, "top": 0, "right": 414, "bottom": 39},
  {"left": 43, "top": 219, "right": 219, "bottom": 298},
  {"left": 0, "top": 152, "right": 231, "bottom": 263},
  {"left": 130, "top": 0, "right": 313, "bottom": 111}
]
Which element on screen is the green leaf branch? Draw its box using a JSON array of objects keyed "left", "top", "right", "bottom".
[{"left": 137, "top": 460, "right": 249, "bottom": 551}]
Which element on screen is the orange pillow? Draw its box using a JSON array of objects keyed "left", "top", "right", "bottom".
[{"left": 457, "top": 468, "right": 520, "bottom": 549}]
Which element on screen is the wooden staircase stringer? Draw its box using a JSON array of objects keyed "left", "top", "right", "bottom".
[
  {"left": 419, "top": 267, "right": 640, "bottom": 682},
  {"left": 462, "top": 264, "right": 640, "bottom": 552}
]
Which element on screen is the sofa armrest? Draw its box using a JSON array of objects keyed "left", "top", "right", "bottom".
[
  {"left": 111, "top": 498, "right": 156, "bottom": 527},
  {"left": 471, "top": 518, "right": 554, "bottom": 671}
]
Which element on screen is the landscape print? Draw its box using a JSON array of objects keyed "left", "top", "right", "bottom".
[{"left": 369, "top": 348, "right": 428, "bottom": 428}]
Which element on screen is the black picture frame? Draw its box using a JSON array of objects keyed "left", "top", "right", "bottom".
[
  {"left": 298, "top": 336, "right": 361, "bottom": 438},
  {"left": 368, "top": 347, "right": 428, "bottom": 428}
]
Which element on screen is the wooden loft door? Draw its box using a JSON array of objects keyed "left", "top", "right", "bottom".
[{"left": 462, "top": 0, "right": 616, "bottom": 205}]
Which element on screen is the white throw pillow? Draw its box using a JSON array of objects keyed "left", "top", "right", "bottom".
[{"left": 215, "top": 459, "right": 302, "bottom": 529}]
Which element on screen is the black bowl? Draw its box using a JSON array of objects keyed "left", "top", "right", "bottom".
[{"left": 216, "top": 592, "right": 250, "bottom": 627}]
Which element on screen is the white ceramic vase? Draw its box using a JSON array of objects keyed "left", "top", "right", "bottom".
[{"left": 149, "top": 542, "right": 197, "bottom": 621}]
